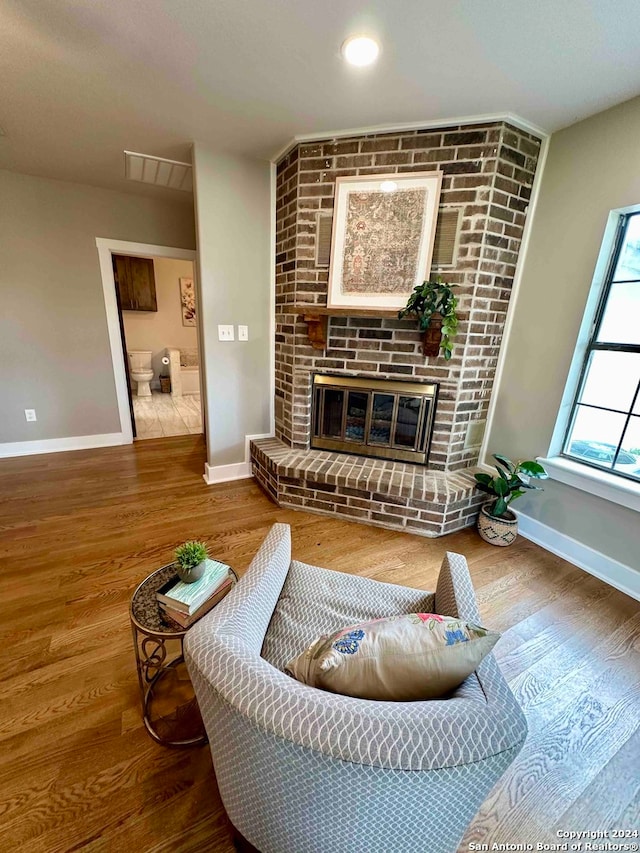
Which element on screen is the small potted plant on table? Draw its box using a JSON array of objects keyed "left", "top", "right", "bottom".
[
  {"left": 174, "top": 541, "right": 209, "bottom": 583},
  {"left": 398, "top": 277, "right": 459, "bottom": 359},
  {"left": 474, "top": 455, "right": 548, "bottom": 546}
]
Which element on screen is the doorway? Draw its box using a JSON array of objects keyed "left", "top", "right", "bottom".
[{"left": 96, "top": 239, "right": 201, "bottom": 444}]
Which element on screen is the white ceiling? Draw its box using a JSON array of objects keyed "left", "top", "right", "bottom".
[{"left": 2, "top": 0, "right": 640, "bottom": 198}]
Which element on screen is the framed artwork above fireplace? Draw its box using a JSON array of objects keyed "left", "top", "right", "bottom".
[{"left": 327, "top": 170, "right": 443, "bottom": 311}]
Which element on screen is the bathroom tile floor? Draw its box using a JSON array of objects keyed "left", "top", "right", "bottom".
[{"left": 133, "top": 391, "right": 202, "bottom": 439}]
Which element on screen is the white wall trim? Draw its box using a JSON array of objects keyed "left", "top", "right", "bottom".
[
  {"left": 244, "top": 432, "right": 273, "bottom": 464},
  {"left": 270, "top": 112, "right": 549, "bottom": 163},
  {"left": 478, "top": 132, "right": 551, "bottom": 465},
  {"left": 269, "top": 162, "right": 276, "bottom": 436},
  {"left": 95, "top": 238, "right": 196, "bottom": 261},
  {"left": 517, "top": 511, "right": 639, "bottom": 602},
  {"left": 95, "top": 238, "right": 197, "bottom": 445},
  {"left": 539, "top": 456, "right": 640, "bottom": 513},
  {"left": 202, "top": 432, "right": 273, "bottom": 485},
  {"left": 189, "top": 143, "right": 209, "bottom": 441},
  {"left": 0, "top": 432, "right": 125, "bottom": 459}
]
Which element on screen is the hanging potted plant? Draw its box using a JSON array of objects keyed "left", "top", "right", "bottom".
[
  {"left": 474, "top": 455, "right": 548, "bottom": 546},
  {"left": 398, "top": 277, "right": 459, "bottom": 359}
]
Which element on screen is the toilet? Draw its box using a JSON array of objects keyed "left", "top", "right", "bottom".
[{"left": 128, "top": 351, "right": 154, "bottom": 397}]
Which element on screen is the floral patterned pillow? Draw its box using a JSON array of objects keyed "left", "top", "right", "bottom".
[{"left": 285, "top": 613, "right": 499, "bottom": 701}]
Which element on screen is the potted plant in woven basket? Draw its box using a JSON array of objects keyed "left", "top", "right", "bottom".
[
  {"left": 174, "top": 541, "right": 209, "bottom": 583},
  {"left": 398, "top": 277, "right": 459, "bottom": 359},
  {"left": 474, "top": 455, "right": 548, "bottom": 546}
]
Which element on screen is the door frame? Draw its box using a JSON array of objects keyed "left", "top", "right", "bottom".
[{"left": 96, "top": 238, "right": 197, "bottom": 444}]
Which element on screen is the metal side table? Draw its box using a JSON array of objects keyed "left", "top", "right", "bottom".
[{"left": 130, "top": 563, "right": 237, "bottom": 748}]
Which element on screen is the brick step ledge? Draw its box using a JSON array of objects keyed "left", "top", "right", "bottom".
[{"left": 250, "top": 437, "right": 486, "bottom": 538}]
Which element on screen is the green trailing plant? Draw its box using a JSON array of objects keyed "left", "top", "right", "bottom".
[
  {"left": 475, "top": 455, "right": 548, "bottom": 519},
  {"left": 398, "top": 277, "right": 459, "bottom": 360},
  {"left": 175, "top": 541, "right": 209, "bottom": 571}
]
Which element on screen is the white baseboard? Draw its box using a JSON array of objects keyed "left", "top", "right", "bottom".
[
  {"left": 0, "top": 432, "right": 127, "bottom": 459},
  {"left": 203, "top": 433, "right": 273, "bottom": 485},
  {"left": 517, "top": 512, "right": 640, "bottom": 602},
  {"left": 203, "top": 460, "right": 251, "bottom": 484}
]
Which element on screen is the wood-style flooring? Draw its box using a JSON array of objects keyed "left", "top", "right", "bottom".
[{"left": 0, "top": 435, "right": 638, "bottom": 852}]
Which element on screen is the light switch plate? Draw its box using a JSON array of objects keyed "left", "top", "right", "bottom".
[
  {"left": 25, "top": 409, "right": 37, "bottom": 422},
  {"left": 238, "top": 325, "right": 249, "bottom": 341},
  {"left": 218, "top": 324, "right": 235, "bottom": 341}
]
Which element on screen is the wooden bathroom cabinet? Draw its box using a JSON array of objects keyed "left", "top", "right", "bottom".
[{"left": 113, "top": 254, "right": 157, "bottom": 312}]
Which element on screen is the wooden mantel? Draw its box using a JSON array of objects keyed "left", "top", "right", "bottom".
[{"left": 291, "top": 304, "right": 399, "bottom": 350}]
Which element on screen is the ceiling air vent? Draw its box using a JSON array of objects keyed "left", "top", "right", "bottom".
[
  {"left": 432, "top": 207, "right": 462, "bottom": 268},
  {"left": 124, "top": 151, "right": 193, "bottom": 192},
  {"left": 315, "top": 214, "right": 333, "bottom": 266}
]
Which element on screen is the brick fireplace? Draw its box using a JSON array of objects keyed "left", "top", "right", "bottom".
[{"left": 251, "top": 121, "right": 541, "bottom": 536}]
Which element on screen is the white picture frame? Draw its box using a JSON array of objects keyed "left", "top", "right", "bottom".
[{"left": 327, "top": 171, "right": 443, "bottom": 311}]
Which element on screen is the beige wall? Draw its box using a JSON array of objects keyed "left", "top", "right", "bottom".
[
  {"left": 192, "top": 144, "right": 272, "bottom": 468},
  {"left": 0, "top": 169, "right": 195, "bottom": 445},
  {"left": 485, "top": 95, "right": 640, "bottom": 570},
  {"left": 122, "top": 257, "right": 197, "bottom": 387}
]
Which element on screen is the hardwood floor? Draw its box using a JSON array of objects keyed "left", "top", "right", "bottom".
[{"left": 1, "top": 435, "right": 638, "bottom": 852}]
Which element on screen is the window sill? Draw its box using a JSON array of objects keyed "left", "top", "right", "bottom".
[{"left": 538, "top": 456, "right": 640, "bottom": 513}]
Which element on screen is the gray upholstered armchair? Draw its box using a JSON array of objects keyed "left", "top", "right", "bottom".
[{"left": 185, "top": 523, "right": 527, "bottom": 853}]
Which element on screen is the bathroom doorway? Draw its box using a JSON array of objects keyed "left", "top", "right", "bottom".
[
  {"left": 97, "top": 239, "right": 201, "bottom": 445},
  {"left": 117, "top": 254, "right": 203, "bottom": 440},
  {"left": 97, "top": 239, "right": 203, "bottom": 442}
]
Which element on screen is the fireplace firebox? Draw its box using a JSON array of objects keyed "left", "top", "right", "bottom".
[{"left": 311, "top": 374, "right": 438, "bottom": 465}]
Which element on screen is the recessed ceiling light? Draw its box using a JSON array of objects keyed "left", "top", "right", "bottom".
[
  {"left": 342, "top": 35, "right": 380, "bottom": 67},
  {"left": 380, "top": 180, "right": 398, "bottom": 192}
]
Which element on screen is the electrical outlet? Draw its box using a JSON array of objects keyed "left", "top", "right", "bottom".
[
  {"left": 217, "top": 325, "right": 235, "bottom": 341},
  {"left": 237, "top": 325, "right": 249, "bottom": 341},
  {"left": 25, "top": 409, "right": 37, "bottom": 422}
]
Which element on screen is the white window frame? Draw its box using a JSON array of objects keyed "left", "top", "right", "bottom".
[{"left": 542, "top": 205, "right": 640, "bottom": 514}]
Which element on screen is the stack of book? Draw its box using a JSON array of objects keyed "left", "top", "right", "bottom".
[{"left": 156, "top": 559, "right": 233, "bottom": 629}]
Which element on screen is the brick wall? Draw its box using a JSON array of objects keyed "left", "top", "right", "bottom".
[{"left": 275, "top": 122, "right": 541, "bottom": 471}]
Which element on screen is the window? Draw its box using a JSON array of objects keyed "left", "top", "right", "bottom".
[{"left": 563, "top": 212, "right": 640, "bottom": 483}]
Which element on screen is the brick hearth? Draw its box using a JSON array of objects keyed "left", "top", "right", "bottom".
[
  {"left": 251, "top": 120, "right": 542, "bottom": 537},
  {"left": 251, "top": 438, "right": 485, "bottom": 537}
]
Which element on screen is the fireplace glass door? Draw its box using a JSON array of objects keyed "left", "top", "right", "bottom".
[
  {"left": 395, "top": 396, "right": 424, "bottom": 449},
  {"left": 312, "top": 375, "right": 437, "bottom": 464},
  {"left": 321, "top": 389, "right": 344, "bottom": 438},
  {"left": 345, "top": 391, "right": 368, "bottom": 442},
  {"left": 370, "top": 394, "right": 394, "bottom": 445}
]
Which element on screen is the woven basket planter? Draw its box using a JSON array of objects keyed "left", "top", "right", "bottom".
[{"left": 477, "top": 504, "right": 518, "bottom": 547}]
